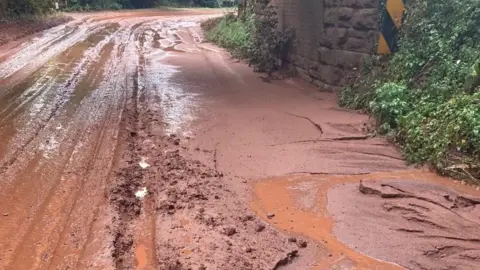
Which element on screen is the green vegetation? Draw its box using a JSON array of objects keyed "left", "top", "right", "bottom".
[
  {"left": 64, "top": 0, "right": 228, "bottom": 11},
  {"left": 0, "top": 0, "right": 55, "bottom": 20},
  {"left": 202, "top": 0, "right": 293, "bottom": 73},
  {"left": 340, "top": 0, "right": 480, "bottom": 182},
  {"left": 203, "top": 14, "right": 252, "bottom": 58},
  {"left": 0, "top": 0, "right": 230, "bottom": 18}
]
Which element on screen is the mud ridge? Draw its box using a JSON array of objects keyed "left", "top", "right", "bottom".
[
  {"left": 329, "top": 179, "right": 480, "bottom": 269},
  {"left": 284, "top": 112, "right": 323, "bottom": 134},
  {"left": 110, "top": 66, "right": 143, "bottom": 268}
]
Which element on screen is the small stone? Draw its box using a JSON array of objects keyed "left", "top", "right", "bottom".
[
  {"left": 328, "top": 254, "right": 333, "bottom": 257},
  {"left": 244, "top": 214, "right": 254, "bottom": 221},
  {"left": 3, "top": 213, "right": 8, "bottom": 217},
  {"left": 288, "top": 237, "right": 297, "bottom": 243},
  {"left": 222, "top": 227, "right": 236, "bottom": 236},
  {"left": 244, "top": 247, "right": 253, "bottom": 253},
  {"left": 198, "top": 264, "right": 207, "bottom": 270},
  {"left": 267, "top": 212, "right": 275, "bottom": 219},
  {"left": 255, "top": 223, "right": 265, "bottom": 232},
  {"left": 297, "top": 239, "right": 307, "bottom": 248}
]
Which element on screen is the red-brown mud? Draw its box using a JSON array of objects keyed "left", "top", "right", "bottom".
[
  {"left": 0, "top": 15, "right": 72, "bottom": 48},
  {"left": 329, "top": 178, "right": 480, "bottom": 270},
  {"left": 252, "top": 171, "right": 480, "bottom": 270},
  {"left": 1, "top": 8, "right": 479, "bottom": 270}
]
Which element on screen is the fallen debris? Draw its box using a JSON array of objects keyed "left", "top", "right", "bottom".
[
  {"left": 284, "top": 112, "right": 324, "bottom": 134},
  {"left": 139, "top": 157, "right": 150, "bottom": 169},
  {"left": 297, "top": 239, "right": 307, "bottom": 248},
  {"left": 222, "top": 226, "right": 237, "bottom": 236},
  {"left": 273, "top": 250, "right": 299, "bottom": 270},
  {"left": 135, "top": 187, "right": 148, "bottom": 199},
  {"left": 255, "top": 223, "right": 266, "bottom": 232},
  {"left": 329, "top": 180, "right": 480, "bottom": 270},
  {"left": 331, "top": 135, "right": 373, "bottom": 141}
]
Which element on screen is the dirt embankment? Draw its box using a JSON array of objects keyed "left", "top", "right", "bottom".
[{"left": 0, "top": 15, "right": 72, "bottom": 46}]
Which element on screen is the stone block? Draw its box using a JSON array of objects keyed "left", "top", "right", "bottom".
[
  {"left": 312, "top": 79, "right": 342, "bottom": 92},
  {"left": 324, "top": 7, "right": 355, "bottom": 28},
  {"left": 325, "top": 7, "right": 378, "bottom": 30},
  {"left": 309, "top": 64, "right": 346, "bottom": 86},
  {"left": 319, "top": 26, "right": 348, "bottom": 49},
  {"left": 347, "top": 28, "right": 377, "bottom": 40},
  {"left": 344, "top": 36, "right": 374, "bottom": 53},
  {"left": 296, "top": 66, "right": 314, "bottom": 83},
  {"left": 324, "top": 0, "right": 378, "bottom": 9},
  {"left": 351, "top": 8, "right": 378, "bottom": 30},
  {"left": 317, "top": 47, "right": 368, "bottom": 69}
]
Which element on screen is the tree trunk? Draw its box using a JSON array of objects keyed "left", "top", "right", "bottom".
[{"left": 238, "top": 0, "right": 247, "bottom": 19}]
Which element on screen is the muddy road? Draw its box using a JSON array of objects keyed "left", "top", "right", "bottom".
[{"left": 1, "top": 9, "right": 479, "bottom": 270}]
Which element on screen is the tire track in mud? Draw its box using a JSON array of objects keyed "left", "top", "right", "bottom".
[
  {"left": 2, "top": 12, "right": 297, "bottom": 270},
  {"left": 106, "top": 18, "right": 314, "bottom": 270},
  {"left": 108, "top": 20, "right": 208, "bottom": 269},
  {"left": 109, "top": 21, "right": 150, "bottom": 269},
  {"left": 0, "top": 23, "right": 120, "bottom": 173},
  {"left": 43, "top": 36, "right": 132, "bottom": 269},
  {"left": 0, "top": 20, "right": 105, "bottom": 81},
  {"left": 0, "top": 21, "right": 129, "bottom": 269},
  {"left": 109, "top": 22, "right": 179, "bottom": 268}
]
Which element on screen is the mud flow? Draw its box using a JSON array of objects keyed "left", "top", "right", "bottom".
[
  {"left": 253, "top": 170, "right": 480, "bottom": 269},
  {"left": 1, "top": 8, "right": 480, "bottom": 270}
]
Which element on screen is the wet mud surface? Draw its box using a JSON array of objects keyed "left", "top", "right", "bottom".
[
  {"left": 331, "top": 178, "right": 480, "bottom": 270},
  {"left": 1, "top": 8, "right": 480, "bottom": 270},
  {"left": 0, "top": 15, "right": 72, "bottom": 48},
  {"left": 253, "top": 171, "right": 480, "bottom": 270}
]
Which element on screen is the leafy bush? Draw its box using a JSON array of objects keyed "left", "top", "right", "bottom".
[
  {"left": 369, "top": 83, "right": 410, "bottom": 131},
  {"left": 340, "top": 0, "right": 480, "bottom": 181},
  {"left": 202, "top": 0, "right": 293, "bottom": 73},
  {"left": 156, "top": 0, "right": 220, "bottom": 8},
  {"left": 399, "top": 93, "right": 480, "bottom": 168},
  {"left": 203, "top": 13, "right": 252, "bottom": 58},
  {"left": 63, "top": 0, "right": 221, "bottom": 11},
  {"left": 1, "top": 0, "right": 55, "bottom": 20}
]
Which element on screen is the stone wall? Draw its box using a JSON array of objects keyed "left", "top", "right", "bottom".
[{"left": 272, "top": 0, "right": 379, "bottom": 91}]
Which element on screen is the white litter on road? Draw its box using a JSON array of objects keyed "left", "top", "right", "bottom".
[
  {"left": 139, "top": 157, "right": 150, "bottom": 169},
  {"left": 135, "top": 187, "right": 148, "bottom": 199}
]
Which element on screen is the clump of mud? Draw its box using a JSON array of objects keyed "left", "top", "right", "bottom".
[
  {"left": 108, "top": 79, "right": 312, "bottom": 269},
  {"left": 328, "top": 180, "right": 480, "bottom": 270},
  {"left": 151, "top": 135, "right": 308, "bottom": 270}
]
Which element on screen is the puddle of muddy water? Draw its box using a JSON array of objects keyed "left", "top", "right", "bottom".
[
  {"left": 251, "top": 170, "right": 480, "bottom": 270},
  {"left": 135, "top": 244, "right": 149, "bottom": 269}
]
